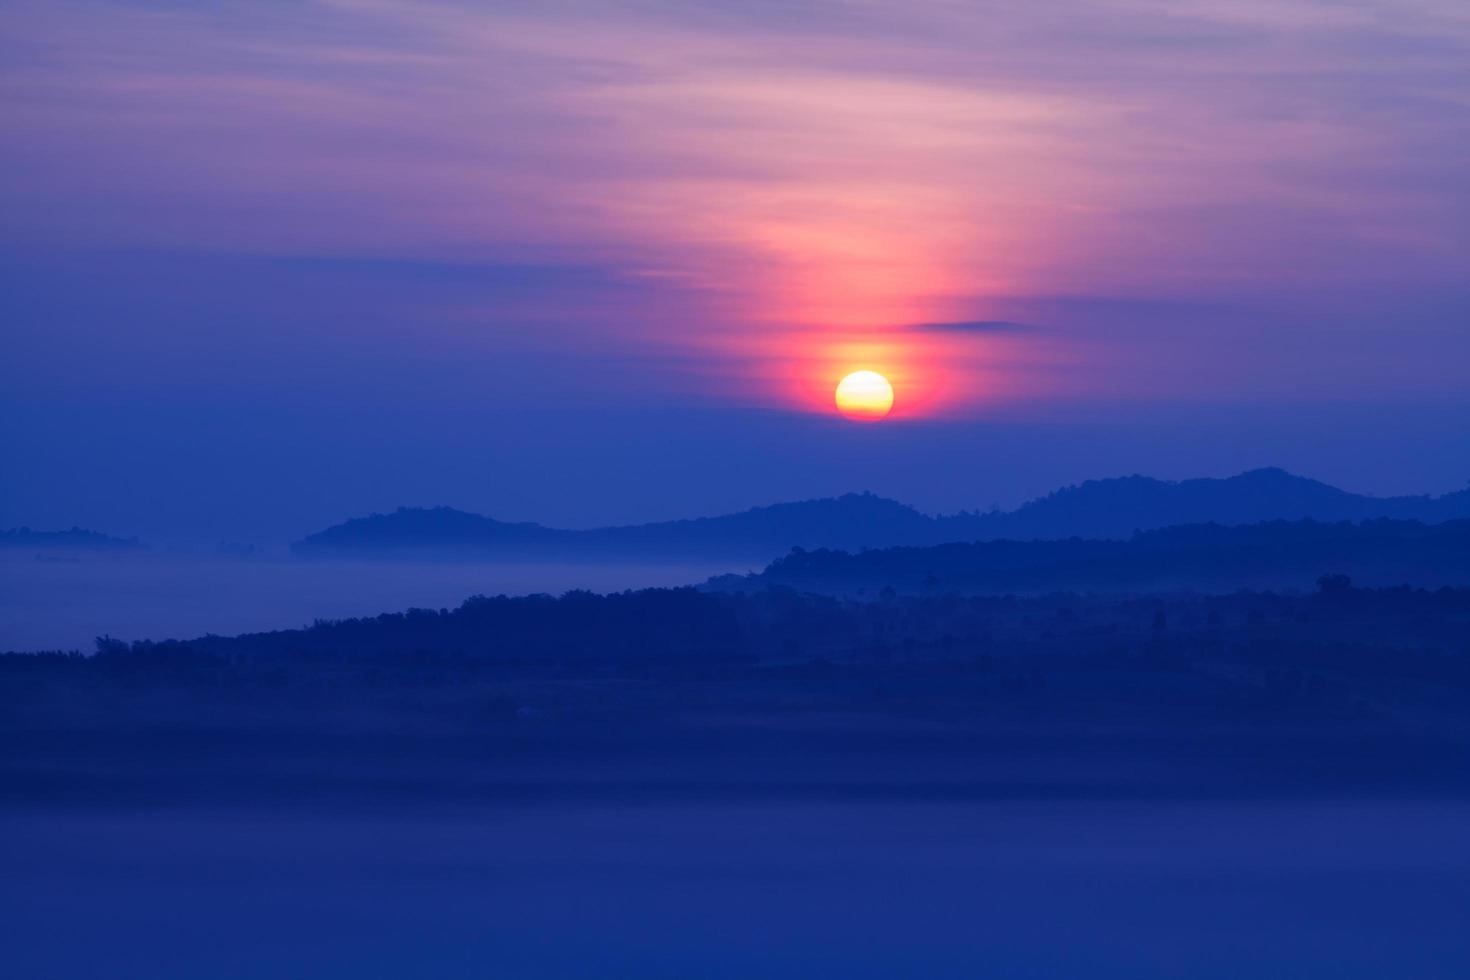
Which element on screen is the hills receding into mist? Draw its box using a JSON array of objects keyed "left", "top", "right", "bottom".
[
  {"left": 10, "top": 468, "right": 1466, "bottom": 561},
  {"left": 0, "top": 527, "right": 145, "bottom": 552},
  {"left": 292, "top": 490, "right": 933, "bottom": 559},
  {"left": 292, "top": 468, "right": 1470, "bottom": 560}
]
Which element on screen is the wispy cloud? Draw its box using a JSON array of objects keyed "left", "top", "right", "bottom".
[
  {"left": 1, "top": 0, "right": 1466, "bottom": 415},
  {"left": 912, "top": 321, "right": 1033, "bottom": 335}
]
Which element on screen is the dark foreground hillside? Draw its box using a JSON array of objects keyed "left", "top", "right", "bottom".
[
  {"left": 6, "top": 580, "right": 1470, "bottom": 807},
  {"left": 9, "top": 581, "right": 1470, "bottom": 979}
]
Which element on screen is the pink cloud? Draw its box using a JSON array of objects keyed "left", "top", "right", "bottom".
[{"left": 1, "top": 0, "right": 1465, "bottom": 417}]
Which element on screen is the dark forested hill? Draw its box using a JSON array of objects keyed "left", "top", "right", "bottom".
[
  {"left": 710, "top": 519, "right": 1470, "bottom": 596},
  {"left": 8, "top": 582, "right": 1470, "bottom": 807},
  {"left": 291, "top": 470, "right": 1470, "bottom": 560}
]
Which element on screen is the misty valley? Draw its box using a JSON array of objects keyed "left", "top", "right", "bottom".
[{"left": 7, "top": 476, "right": 1470, "bottom": 978}]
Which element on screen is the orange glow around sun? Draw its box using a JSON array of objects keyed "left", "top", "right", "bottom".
[
  {"left": 701, "top": 313, "right": 1046, "bottom": 424},
  {"left": 834, "top": 370, "right": 894, "bottom": 421}
]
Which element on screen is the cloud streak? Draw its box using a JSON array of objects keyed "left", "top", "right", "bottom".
[
  {"left": 913, "top": 321, "right": 1033, "bottom": 335},
  {"left": 0, "top": 0, "right": 1466, "bottom": 417}
]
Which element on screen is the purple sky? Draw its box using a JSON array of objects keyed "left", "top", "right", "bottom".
[{"left": 2, "top": 0, "right": 1467, "bottom": 541}]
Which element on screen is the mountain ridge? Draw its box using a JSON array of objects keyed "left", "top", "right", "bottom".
[{"left": 291, "top": 469, "right": 1470, "bottom": 559}]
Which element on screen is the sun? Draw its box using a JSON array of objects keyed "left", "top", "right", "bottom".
[{"left": 834, "top": 370, "right": 894, "bottom": 421}]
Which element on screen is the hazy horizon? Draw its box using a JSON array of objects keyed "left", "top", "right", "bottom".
[{"left": 7, "top": 457, "right": 1470, "bottom": 547}]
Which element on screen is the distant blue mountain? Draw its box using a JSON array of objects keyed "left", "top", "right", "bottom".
[
  {"left": 0, "top": 526, "right": 146, "bottom": 551},
  {"left": 940, "top": 468, "right": 1470, "bottom": 542},
  {"left": 291, "top": 469, "right": 1470, "bottom": 559},
  {"left": 292, "top": 492, "right": 931, "bottom": 558}
]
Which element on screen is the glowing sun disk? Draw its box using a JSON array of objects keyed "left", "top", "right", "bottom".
[{"left": 835, "top": 370, "right": 894, "bottom": 421}]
